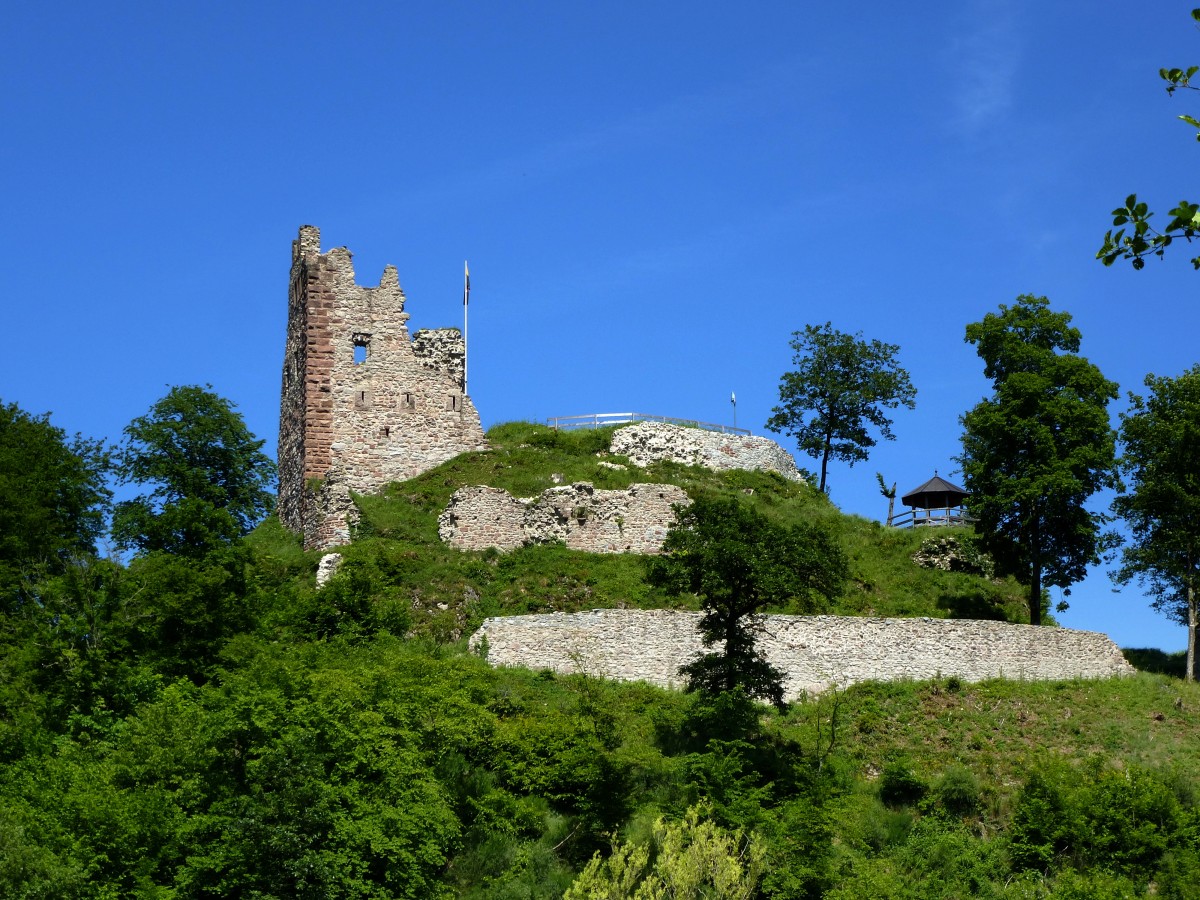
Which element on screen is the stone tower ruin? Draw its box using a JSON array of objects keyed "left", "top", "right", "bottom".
[{"left": 278, "top": 226, "right": 487, "bottom": 549}]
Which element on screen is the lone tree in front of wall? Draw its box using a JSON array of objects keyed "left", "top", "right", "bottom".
[
  {"left": 959, "top": 295, "right": 1119, "bottom": 626},
  {"left": 766, "top": 323, "right": 916, "bottom": 494},
  {"left": 1112, "top": 366, "right": 1200, "bottom": 681},
  {"left": 647, "top": 495, "right": 847, "bottom": 707}
]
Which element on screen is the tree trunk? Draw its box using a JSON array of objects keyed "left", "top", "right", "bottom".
[
  {"left": 819, "top": 435, "right": 832, "bottom": 493},
  {"left": 1188, "top": 581, "right": 1196, "bottom": 683},
  {"left": 1029, "top": 519, "right": 1042, "bottom": 627}
]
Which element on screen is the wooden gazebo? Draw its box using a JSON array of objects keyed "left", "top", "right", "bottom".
[{"left": 891, "top": 473, "right": 971, "bottom": 528}]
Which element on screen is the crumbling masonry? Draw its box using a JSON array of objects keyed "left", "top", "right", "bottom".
[{"left": 278, "top": 226, "right": 487, "bottom": 549}]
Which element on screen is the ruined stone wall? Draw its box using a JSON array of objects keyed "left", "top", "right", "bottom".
[
  {"left": 470, "top": 610, "right": 1135, "bottom": 699},
  {"left": 610, "top": 422, "right": 803, "bottom": 481},
  {"left": 279, "top": 226, "right": 487, "bottom": 549},
  {"left": 439, "top": 486, "right": 528, "bottom": 551},
  {"left": 439, "top": 482, "right": 690, "bottom": 554}
]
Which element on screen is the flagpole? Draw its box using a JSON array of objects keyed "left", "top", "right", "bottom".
[{"left": 463, "top": 261, "right": 470, "bottom": 395}]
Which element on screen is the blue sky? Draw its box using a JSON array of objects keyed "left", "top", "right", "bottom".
[{"left": 4, "top": 1, "right": 1199, "bottom": 650}]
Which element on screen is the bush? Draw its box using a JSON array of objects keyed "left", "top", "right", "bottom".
[
  {"left": 880, "top": 759, "right": 927, "bottom": 807},
  {"left": 931, "top": 765, "right": 980, "bottom": 817}
]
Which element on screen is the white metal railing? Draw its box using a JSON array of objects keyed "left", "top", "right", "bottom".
[
  {"left": 889, "top": 508, "right": 976, "bottom": 528},
  {"left": 546, "top": 412, "right": 751, "bottom": 436}
]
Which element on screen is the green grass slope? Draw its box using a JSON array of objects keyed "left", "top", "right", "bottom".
[{"left": 248, "top": 421, "right": 1030, "bottom": 642}]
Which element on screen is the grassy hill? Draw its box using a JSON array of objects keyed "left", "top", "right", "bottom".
[{"left": 249, "top": 420, "right": 1030, "bottom": 642}]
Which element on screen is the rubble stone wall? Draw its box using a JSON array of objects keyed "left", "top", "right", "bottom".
[
  {"left": 610, "top": 422, "right": 803, "bottom": 481},
  {"left": 470, "top": 610, "right": 1135, "bottom": 699},
  {"left": 440, "top": 482, "right": 690, "bottom": 554},
  {"left": 278, "top": 226, "right": 488, "bottom": 549}
]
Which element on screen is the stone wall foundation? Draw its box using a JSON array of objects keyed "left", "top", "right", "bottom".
[{"left": 470, "top": 610, "right": 1135, "bottom": 698}]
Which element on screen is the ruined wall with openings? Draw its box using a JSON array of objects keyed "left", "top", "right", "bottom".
[
  {"left": 610, "top": 422, "right": 804, "bottom": 481},
  {"left": 439, "top": 482, "right": 689, "bottom": 553},
  {"left": 279, "top": 226, "right": 487, "bottom": 549},
  {"left": 470, "top": 610, "right": 1136, "bottom": 699}
]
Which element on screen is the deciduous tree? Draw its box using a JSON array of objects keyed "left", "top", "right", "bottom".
[
  {"left": 0, "top": 401, "right": 110, "bottom": 604},
  {"left": 959, "top": 295, "right": 1119, "bottom": 626},
  {"left": 647, "top": 495, "right": 846, "bottom": 706},
  {"left": 1112, "top": 366, "right": 1200, "bottom": 680},
  {"left": 767, "top": 323, "right": 916, "bottom": 494},
  {"left": 112, "top": 385, "right": 276, "bottom": 557}
]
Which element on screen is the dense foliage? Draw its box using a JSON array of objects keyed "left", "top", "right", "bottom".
[
  {"left": 766, "top": 323, "right": 917, "bottom": 494},
  {"left": 112, "top": 385, "right": 276, "bottom": 557},
  {"left": 1113, "top": 366, "right": 1200, "bottom": 681},
  {"left": 4, "top": 408, "right": 1194, "bottom": 898},
  {"left": 959, "top": 295, "right": 1119, "bottom": 626},
  {"left": 0, "top": 400, "right": 110, "bottom": 606},
  {"left": 648, "top": 495, "right": 846, "bottom": 706}
]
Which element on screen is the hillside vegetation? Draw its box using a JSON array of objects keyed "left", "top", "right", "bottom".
[
  {"left": 6, "top": 421, "right": 1196, "bottom": 898},
  {"left": 263, "top": 421, "right": 1030, "bottom": 642}
]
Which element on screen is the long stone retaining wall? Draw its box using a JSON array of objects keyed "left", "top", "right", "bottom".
[{"left": 469, "top": 610, "right": 1135, "bottom": 699}]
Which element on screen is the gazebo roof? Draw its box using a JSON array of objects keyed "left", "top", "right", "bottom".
[{"left": 901, "top": 474, "right": 968, "bottom": 510}]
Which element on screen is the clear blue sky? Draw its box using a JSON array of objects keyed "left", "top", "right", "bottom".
[{"left": 4, "top": 1, "right": 1199, "bottom": 650}]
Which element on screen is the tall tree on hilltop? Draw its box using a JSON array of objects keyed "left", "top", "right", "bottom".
[
  {"left": 766, "top": 323, "right": 916, "bottom": 494},
  {"left": 1112, "top": 366, "right": 1200, "bottom": 681},
  {"left": 959, "top": 295, "right": 1119, "bottom": 626},
  {"left": 647, "top": 494, "right": 847, "bottom": 707},
  {"left": 112, "top": 385, "right": 276, "bottom": 558}
]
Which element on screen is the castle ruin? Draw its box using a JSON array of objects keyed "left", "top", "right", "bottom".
[{"left": 278, "top": 226, "right": 487, "bottom": 549}]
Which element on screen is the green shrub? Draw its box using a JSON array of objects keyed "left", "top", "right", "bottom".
[
  {"left": 931, "top": 765, "right": 981, "bottom": 817},
  {"left": 1009, "top": 769, "right": 1074, "bottom": 873},
  {"left": 1076, "top": 766, "right": 1179, "bottom": 878},
  {"left": 880, "top": 759, "right": 928, "bottom": 807}
]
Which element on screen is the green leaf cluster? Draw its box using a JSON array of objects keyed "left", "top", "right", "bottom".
[{"left": 1098, "top": 10, "right": 1200, "bottom": 270}]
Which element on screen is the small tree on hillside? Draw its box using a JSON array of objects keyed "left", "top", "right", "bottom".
[
  {"left": 1112, "top": 366, "right": 1200, "bottom": 681},
  {"left": 647, "top": 495, "right": 847, "bottom": 707},
  {"left": 766, "top": 323, "right": 916, "bottom": 494},
  {"left": 959, "top": 295, "right": 1119, "bottom": 626},
  {"left": 113, "top": 385, "right": 276, "bottom": 558}
]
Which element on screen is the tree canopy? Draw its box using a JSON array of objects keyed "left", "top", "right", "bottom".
[
  {"left": 1098, "top": 9, "right": 1200, "bottom": 270},
  {"left": 0, "top": 400, "right": 110, "bottom": 602},
  {"left": 1112, "top": 366, "right": 1200, "bottom": 681},
  {"left": 647, "top": 495, "right": 847, "bottom": 706},
  {"left": 766, "top": 323, "right": 916, "bottom": 494},
  {"left": 959, "top": 295, "right": 1119, "bottom": 626},
  {"left": 112, "top": 385, "right": 276, "bottom": 557}
]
